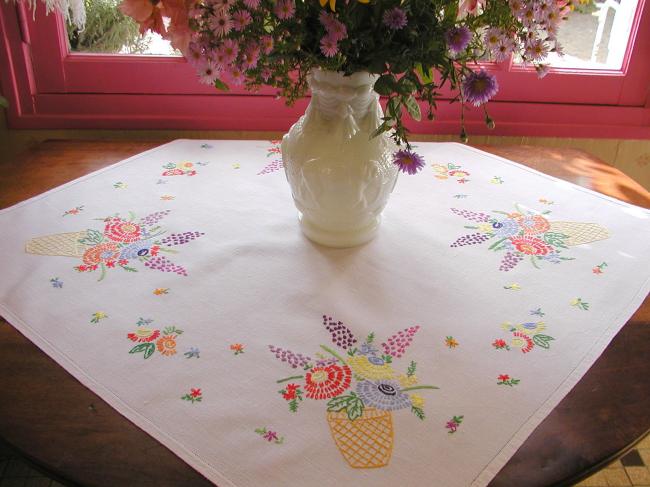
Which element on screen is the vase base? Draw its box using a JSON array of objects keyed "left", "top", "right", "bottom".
[{"left": 299, "top": 215, "right": 380, "bottom": 248}]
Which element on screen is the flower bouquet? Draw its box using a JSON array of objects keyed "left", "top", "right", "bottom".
[
  {"left": 119, "top": 0, "right": 569, "bottom": 163},
  {"left": 270, "top": 315, "right": 437, "bottom": 468}
]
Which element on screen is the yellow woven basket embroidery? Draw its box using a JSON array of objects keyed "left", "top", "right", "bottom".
[{"left": 326, "top": 407, "right": 394, "bottom": 469}]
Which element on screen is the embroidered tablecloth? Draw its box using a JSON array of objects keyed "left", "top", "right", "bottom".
[{"left": 0, "top": 140, "right": 648, "bottom": 487}]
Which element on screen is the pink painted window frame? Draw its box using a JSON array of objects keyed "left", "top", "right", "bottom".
[{"left": 1, "top": 0, "right": 649, "bottom": 136}]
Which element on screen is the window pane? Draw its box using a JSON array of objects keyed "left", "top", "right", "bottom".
[
  {"left": 519, "top": 0, "right": 639, "bottom": 69},
  {"left": 67, "top": 0, "right": 180, "bottom": 55}
]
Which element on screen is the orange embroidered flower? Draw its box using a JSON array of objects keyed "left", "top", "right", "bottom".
[
  {"left": 153, "top": 288, "right": 169, "bottom": 295},
  {"left": 230, "top": 343, "right": 244, "bottom": 355},
  {"left": 514, "top": 214, "right": 550, "bottom": 235},
  {"left": 509, "top": 236, "right": 551, "bottom": 256},
  {"left": 162, "top": 169, "right": 184, "bottom": 176},
  {"left": 304, "top": 364, "right": 351, "bottom": 399},
  {"left": 127, "top": 327, "right": 161, "bottom": 342},
  {"left": 82, "top": 242, "right": 120, "bottom": 265},
  {"left": 156, "top": 335, "right": 177, "bottom": 356},
  {"left": 104, "top": 218, "right": 142, "bottom": 243}
]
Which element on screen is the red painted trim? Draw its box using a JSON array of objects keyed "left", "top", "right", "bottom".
[{"left": 1, "top": 0, "right": 649, "bottom": 137}]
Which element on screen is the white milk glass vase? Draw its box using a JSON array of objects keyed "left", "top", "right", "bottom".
[{"left": 281, "top": 69, "right": 399, "bottom": 248}]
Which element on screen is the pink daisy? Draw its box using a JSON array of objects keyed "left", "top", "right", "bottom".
[
  {"left": 320, "top": 35, "right": 338, "bottom": 58},
  {"left": 328, "top": 19, "right": 347, "bottom": 41},
  {"left": 242, "top": 44, "right": 260, "bottom": 69},
  {"left": 197, "top": 60, "right": 220, "bottom": 85},
  {"left": 274, "top": 0, "right": 295, "bottom": 19},
  {"left": 208, "top": 0, "right": 234, "bottom": 11},
  {"left": 222, "top": 39, "right": 240, "bottom": 63},
  {"left": 228, "top": 65, "right": 245, "bottom": 86},
  {"left": 261, "top": 67, "right": 272, "bottom": 81},
  {"left": 243, "top": 0, "right": 260, "bottom": 8},
  {"left": 209, "top": 10, "right": 233, "bottom": 37},
  {"left": 261, "top": 35, "right": 274, "bottom": 54},
  {"left": 232, "top": 9, "right": 253, "bottom": 31}
]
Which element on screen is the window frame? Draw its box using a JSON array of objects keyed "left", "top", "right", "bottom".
[{"left": 1, "top": 0, "right": 649, "bottom": 136}]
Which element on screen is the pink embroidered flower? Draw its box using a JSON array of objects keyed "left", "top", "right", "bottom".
[
  {"left": 162, "top": 168, "right": 185, "bottom": 176},
  {"left": 509, "top": 236, "right": 551, "bottom": 256},
  {"left": 104, "top": 218, "right": 142, "bottom": 243},
  {"left": 190, "top": 388, "right": 202, "bottom": 398},
  {"left": 382, "top": 325, "right": 420, "bottom": 358},
  {"left": 514, "top": 214, "right": 550, "bottom": 235},
  {"left": 282, "top": 383, "right": 300, "bottom": 400},
  {"left": 498, "top": 374, "right": 510, "bottom": 382}
]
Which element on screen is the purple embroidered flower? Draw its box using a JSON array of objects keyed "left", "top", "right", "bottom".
[
  {"left": 144, "top": 256, "right": 188, "bottom": 276},
  {"left": 356, "top": 380, "right": 412, "bottom": 411},
  {"left": 263, "top": 430, "right": 278, "bottom": 442},
  {"left": 269, "top": 345, "right": 312, "bottom": 368},
  {"left": 383, "top": 7, "right": 407, "bottom": 30},
  {"left": 445, "top": 26, "right": 472, "bottom": 55},
  {"left": 323, "top": 315, "right": 357, "bottom": 349},
  {"left": 462, "top": 68, "right": 499, "bottom": 106},
  {"left": 393, "top": 150, "right": 425, "bottom": 175}
]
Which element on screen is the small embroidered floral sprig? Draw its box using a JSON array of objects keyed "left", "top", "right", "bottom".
[
  {"left": 494, "top": 321, "right": 554, "bottom": 353},
  {"left": 490, "top": 176, "right": 504, "bottom": 185},
  {"left": 538, "top": 198, "right": 554, "bottom": 205},
  {"left": 497, "top": 374, "right": 520, "bottom": 387},
  {"left": 90, "top": 312, "right": 107, "bottom": 324},
  {"left": 504, "top": 283, "right": 521, "bottom": 291},
  {"left": 184, "top": 347, "right": 200, "bottom": 359},
  {"left": 254, "top": 427, "right": 284, "bottom": 445},
  {"left": 50, "top": 277, "right": 63, "bottom": 288},
  {"left": 181, "top": 388, "right": 202, "bottom": 403},
  {"left": 62, "top": 205, "right": 84, "bottom": 217},
  {"left": 453, "top": 194, "right": 469, "bottom": 199},
  {"left": 200, "top": 143, "right": 212, "bottom": 149},
  {"left": 160, "top": 195, "right": 175, "bottom": 201},
  {"left": 571, "top": 298, "right": 590, "bottom": 311},
  {"left": 279, "top": 383, "right": 303, "bottom": 412},
  {"left": 230, "top": 343, "right": 245, "bottom": 355},
  {"left": 113, "top": 182, "right": 128, "bottom": 189},
  {"left": 529, "top": 308, "right": 545, "bottom": 317},
  {"left": 592, "top": 262, "right": 607, "bottom": 275},
  {"left": 492, "top": 339, "right": 510, "bottom": 351},
  {"left": 446, "top": 415, "right": 464, "bottom": 434},
  {"left": 432, "top": 163, "right": 470, "bottom": 183},
  {"left": 445, "top": 336, "right": 459, "bottom": 349},
  {"left": 128, "top": 324, "right": 184, "bottom": 359},
  {"left": 153, "top": 288, "right": 169, "bottom": 295}
]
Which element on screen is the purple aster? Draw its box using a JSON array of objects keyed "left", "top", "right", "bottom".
[
  {"left": 445, "top": 26, "right": 472, "bottom": 55},
  {"left": 462, "top": 68, "right": 499, "bottom": 106},
  {"left": 393, "top": 150, "right": 425, "bottom": 175},
  {"left": 356, "top": 380, "right": 412, "bottom": 411},
  {"left": 383, "top": 7, "right": 407, "bottom": 30}
]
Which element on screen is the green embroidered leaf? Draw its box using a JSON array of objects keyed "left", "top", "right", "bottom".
[
  {"left": 404, "top": 96, "right": 421, "bottom": 121},
  {"left": 326, "top": 394, "right": 354, "bottom": 412},
  {"left": 121, "top": 266, "right": 138, "bottom": 272},
  {"left": 163, "top": 163, "right": 176, "bottom": 169},
  {"left": 289, "top": 399, "right": 299, "bottom": 413},
  {"left": 543, "top": 232, "right": 569, "bottom": 249},
  {"left": 533, "top": 334, "right": 555, "bottom": 349},
  {"left": 129, "top": 343, "right": 155, "bottom": 359},
  {"left": 452, "top": 415, "right": 464, "bottom": 423},
  {"left": 254, "top": 428, "right": 266, "bottom": 435},
  {"left": 511, "top": 379, "right": 520, "bottom": 385},
  {"left": 407, "top": 361, "right": 417, "bottom": 377},
  {"left": 411, "top": 406, "right": 425, "bottom": 420},
  {"left": 382, "top": 354, "right": 393, "bottom": 364},
  {"left": 128, "top": 211, "right": 136, "bottom": 222},
  {"left": 346, "top": 396, "right": 364, "bottom": 421},
  {"left": 347, "top": 348, "right": 358, "bottom": 357},
  {"left": 163, "top": 326, "right": 183, "bottom": 335},
  {"left": 366, "top": 332, "right": 375, "bottom": 344},
  {"left": 488, "top": 237, "right": 507, "bottom": 251},
  {"left": 79, "top": 229, "right": 104, "bottom": 246}
]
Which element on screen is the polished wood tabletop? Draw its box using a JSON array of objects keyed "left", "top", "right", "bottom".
[{"left": 0, "top": 140, "right": 648, "bottom": 487}]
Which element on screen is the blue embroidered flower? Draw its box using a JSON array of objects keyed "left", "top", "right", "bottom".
[
  {"left": 356, "top": 380, "right": 412, "bottom": 411},
  {"left": 491, "top": 219, "right": 520, "bottom": 238},
  {"left": 540, "top": 251, "right": 562, "bottom": 263},
  {"left": 120, "top": 241, "right": 153, "bottom": 260}
]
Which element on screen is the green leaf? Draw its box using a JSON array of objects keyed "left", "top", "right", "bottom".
[
  {"left": 533, "top": 334, "right": 555, "bottom": 349},
  {"left": 366, "top": 332, "right": 375, "bottom": 344},
  {"left": 79, "top": 229, "right": 104, "bottom": 246},
  {"left": 374, "top": 74, "right": 396, "bottom": 96},
  {"left": 404, "top": 96, "right": 421, "bottom": 121},
  {"left": 327, "top": 394, "right": 354, "bottom": 412},
  {"left": 415, "top": 64, "right": 433, "bottom": 84},
  {"left": 214, "top": 78, "right": 229, "bottom": 91},
  {"left": 346, "top": 396, "right": 364, "bottom": 421},
  {"left": 0, "top": 96, "right": 8, "bottom": 109},
  {"left": 411, "top": 406, "right": 425, "bottom": 420},
  {"left": 407, "top": 361, "right": 417, "bottom": 377},
  {"left": 370, "top": 122, "right": 389, "bottom": 139},
  {"left": 129, "top": 343, "right": 155, "bottom": 359}
]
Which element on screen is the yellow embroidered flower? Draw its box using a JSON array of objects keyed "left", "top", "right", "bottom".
[
  {"left": 410, "top": 394, "right": 425, "bottom": 409},
  {"left": 500, "top": 321, "right": 514, "bottom": 331},
  {"left": 477, "top": 223, "right": 494, "bottom": 234},
  {"left": 399, "top": 374, "right": 418, "bottom": 387},
  {"left": 180, "top": 162, "right": 194, "bottom": 168},
  {"left": 347, "top": 355, "right": 395, "bottom": 381},
  {"left": 516, "top": 321, "right": 545, "bottom": 335}
]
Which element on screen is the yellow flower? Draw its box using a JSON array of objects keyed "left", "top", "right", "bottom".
[
  {"left": 93, "top": 312, "right": 107, "bottom": 320},
  {"left": 319, "top": 0, "right": 367, "bottom": 11},
  {"left": 347, "top": 356, "right": 395, "bottom": 381},
  {"left": 477, "top": 223, "right": 494, "bottom": 234},
  {"left": 500, "top": 321, "right": 513, "bottom": 331},
  {"left": 399, "top": 374, "right": 418, "bottom": 387},
  {"left": 410, "top": 394, "right": 425, "bottom": 409},
  {"left": 180, "top": 162, "right": 194, "bottom": 168}
]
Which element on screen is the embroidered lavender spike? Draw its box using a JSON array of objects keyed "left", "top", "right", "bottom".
[{"left": 50, "top": 278, "right": 63, "bottom": 288}]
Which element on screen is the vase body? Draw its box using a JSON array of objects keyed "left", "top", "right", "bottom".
[
  {"left": 281, "top": 70, "right": 398, "bottom": 248},
  {"left": 326, "top": 407, "right": 394, "bottom": 468}
]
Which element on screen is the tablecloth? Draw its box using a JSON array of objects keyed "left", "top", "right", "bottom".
[{"left": 0, "top": 140, "right": 648, "bottom": 487}]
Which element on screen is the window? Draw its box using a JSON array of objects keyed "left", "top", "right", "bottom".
[{"left": 1, "top": 0, "right": 649, "bottom": 136}]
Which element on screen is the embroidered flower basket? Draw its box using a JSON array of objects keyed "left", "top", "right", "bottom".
[
  {"left": 547, "top": 221, "right": 610, "bottom": 246},
  {"left": 326, "top": 407, "right": 394, "bottom": 468},
  {"left": 25, "top": 232, "right": 89, "bottom": 257}
]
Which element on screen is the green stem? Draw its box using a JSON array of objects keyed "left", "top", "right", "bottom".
[
  {"left": 401, "top": 385, "right": 439, "bottom": 393},
  {"left": 97, "top": 263, "right": 107, "bottom": 282},
  {"left": 320, "top": 345, "right": 347, "bottom": 365},
  {"left": 276, "top": 375, "right": 304, "bottom": 384}
]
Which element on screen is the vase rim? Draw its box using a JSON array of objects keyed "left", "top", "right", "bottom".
[{"left": 310, "top": 68, "right": 379, "bottom": 87}]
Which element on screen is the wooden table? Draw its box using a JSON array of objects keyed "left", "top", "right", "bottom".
[{"left": 0, "top": 140, "right": 648, "bottom": 487}]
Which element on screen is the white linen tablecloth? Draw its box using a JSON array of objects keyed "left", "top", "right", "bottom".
[{"left": 0, "top": 140, "right": 648, "bottom": 487}]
